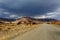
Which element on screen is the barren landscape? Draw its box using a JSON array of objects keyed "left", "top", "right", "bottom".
[
  {"left": 0, "top": 17, "right": 60, "bottom": 40},
  {"left": 0, "top": 0, "right": 60, "bottom": 40}
]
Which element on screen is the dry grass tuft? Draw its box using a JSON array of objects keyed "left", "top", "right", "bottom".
[{"left": 0, "top": 22, "right": 40, "bottom": 40}]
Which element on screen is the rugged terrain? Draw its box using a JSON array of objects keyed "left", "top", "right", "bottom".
[{"left": 0, "top": 17, "right": 60, "bottom": 40}]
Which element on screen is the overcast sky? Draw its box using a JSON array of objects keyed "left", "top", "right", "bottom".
[{"left": 0, "top": 0, "right": 60, "bottom": 19}]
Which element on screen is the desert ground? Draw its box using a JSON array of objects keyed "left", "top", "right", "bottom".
[
  {"left": 9, "top": 23, "right": 60, "bottom": 40},
  {"left": 0, "top": 23, "right": 60, "bottom": 40},
  {"left": 0, "top": 23, "right": 40, "bottom": 40}
]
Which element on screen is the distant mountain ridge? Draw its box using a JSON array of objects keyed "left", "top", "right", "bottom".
[
  {"left": 0, "top": 17, "right": 59, "bottom": 22},
  {"left": 0, "top": 18, "right": 16, "bottom": 22},
  {"left": 16, "top": 17, "right": 58, "bottom": 22}
]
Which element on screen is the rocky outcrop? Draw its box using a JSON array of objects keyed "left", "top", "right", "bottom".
[{"left": 12, "top": 17, "right": 41, "bottom": 25}]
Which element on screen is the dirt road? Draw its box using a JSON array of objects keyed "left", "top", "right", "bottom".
[{"left": 11, "top": 24, "right": 60, "bottom": 40}]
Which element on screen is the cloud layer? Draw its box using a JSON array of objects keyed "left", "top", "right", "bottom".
[
  {"left": 0, "top": 0, "right": 60, "bottom": 19},
  {"left": 34, "top": 8, "right": 60, "bottom": 20}
]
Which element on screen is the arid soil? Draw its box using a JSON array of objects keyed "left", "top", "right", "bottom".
[
  {"left": 0, "top": 23, "right": 40, "bottom": 40},
  {"left": 0, "top": 17, "right": 60, "bottom": 40},
  {"left": 11, "top": 24, "right": 60, "bottom": 40}
]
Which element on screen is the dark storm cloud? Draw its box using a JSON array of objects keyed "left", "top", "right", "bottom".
[{"left": 0, "top": 0, "right": 59, "bottom": 17}]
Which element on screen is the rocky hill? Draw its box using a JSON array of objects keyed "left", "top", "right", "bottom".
[{"left": 0, "top": 17, "right": 60, "bottom": 25}]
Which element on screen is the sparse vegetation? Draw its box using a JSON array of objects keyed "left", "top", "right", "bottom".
[
  {"left": 46, "top": 21, "right": 60, "bottom": 25},
  {"left": 0, "top": 17, "right": 60, "bottom": 40},
  {"left": 0, "top": 20, "right": 40, "bottom": 40}
]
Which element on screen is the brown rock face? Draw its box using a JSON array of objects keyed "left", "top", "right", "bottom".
[
  {"left": 12, "top": 17, "right": 40, "bottom": 25},
  {"left": 12, "top": 17, "right": 32, "bottom": 24}
]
